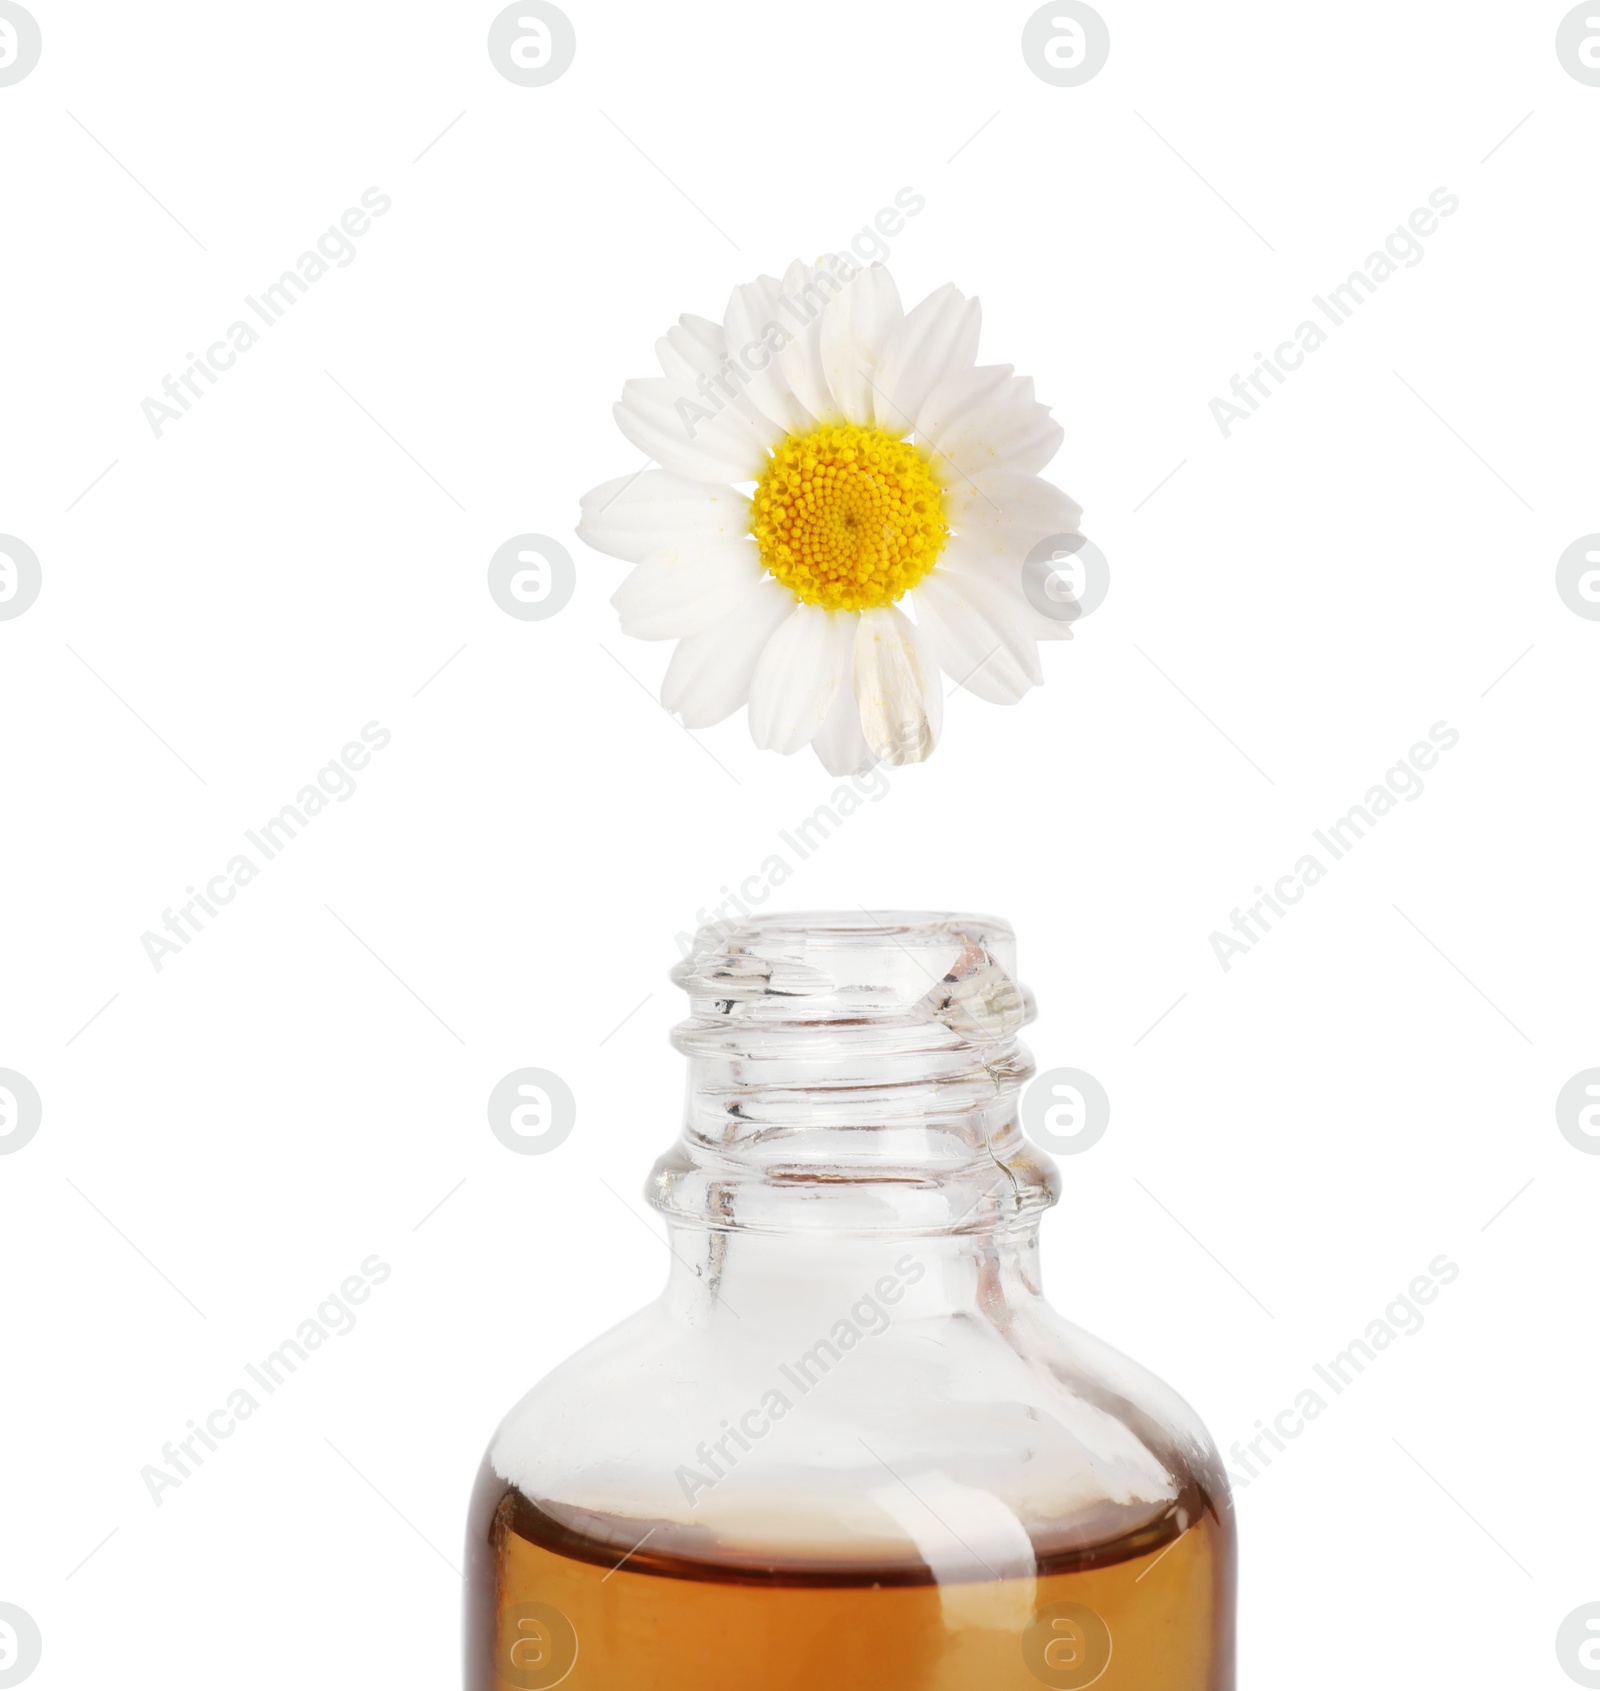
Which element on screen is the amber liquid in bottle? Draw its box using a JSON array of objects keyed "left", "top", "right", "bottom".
[{"left": 466, "top": 1465, "right": 1236, "bottom": 1690}]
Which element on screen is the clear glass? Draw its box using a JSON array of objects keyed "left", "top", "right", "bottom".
[{"left": 466, "top": 912, "right": 1236, "bottom": 1689}]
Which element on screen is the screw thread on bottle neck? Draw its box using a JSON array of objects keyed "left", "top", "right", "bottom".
[{"left": 648, "top": 912, "right": 1059, "bottom": 1237}]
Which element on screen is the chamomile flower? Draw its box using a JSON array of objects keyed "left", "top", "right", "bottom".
[{"left": 577, "top": 258, "right": 1083, "bottom": 773}]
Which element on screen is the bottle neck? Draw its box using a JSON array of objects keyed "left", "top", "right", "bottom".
[
  {"left": 658, "top": 1218, "right": 1046, "bottom": 1329},
  {"left": 647, "top": 913, "right": 1060, "bottom": 1240}
]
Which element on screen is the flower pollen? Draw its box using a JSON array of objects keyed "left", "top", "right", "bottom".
[{"left": 750, "top": 422, "right": 947, "bottom": 611}]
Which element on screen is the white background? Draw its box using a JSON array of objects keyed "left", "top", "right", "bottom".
[{"left": 2, "top": 2, "right": 1597, "bottom": 1686}]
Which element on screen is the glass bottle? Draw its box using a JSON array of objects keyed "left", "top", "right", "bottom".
[{"left": 466, "top": 912, "right": 1236, "bottom": 1690}]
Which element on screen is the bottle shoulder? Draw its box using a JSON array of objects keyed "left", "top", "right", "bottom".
[{"left": 484, "top": 1287, "right": 1230, "bottom": 1578}]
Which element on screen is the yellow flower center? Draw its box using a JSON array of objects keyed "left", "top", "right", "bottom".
[{"left": 749, "top": 422, "right": 947, "bottom": 611}]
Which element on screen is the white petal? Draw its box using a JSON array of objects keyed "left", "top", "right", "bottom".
[
  {"left": 819, "top": 264, "right": 904, "bottom": 426},
  {"left": 854, "top": 605, "right": 941, "bottom": 765},
  {"left": 916, "top": 363, "right": 1010, "bottom": 451},
  {"left": 910, "top": 570, "right": 1043, "bottom": 705},
  {"left": 943, "top": 473, "right": 1083, "bottom": 558},
  {"left": 661, "top": 578, "right": 795, "bottom": 727},
  {"left": 918, "top": 365, "right": 1064, "bottom": 480},
  {"left": 723, "top": 275, "right": 815, "bottom": 434},
  {"left": 876, "top": 284, "right": 982, "bottom": 433},
  {"left": 941, "top": 542, "right": 1080, "bottom": 643},
  {"left": 611, "top": 534, "right": 763, "bottom": 640},
  {"left": 746, "top": 602, "right": 855, "bottom": 754},
  {"left": 931, "top": 566, "right": 1048, "bottom": 683},
  {"left": 615, "top": 377, "right": 774, "bottom": 483},
  {"left": 657, "top": 312, "right": 726, "bottom": 374},
  {"left": 578, "top": 471, "right": 749, "bottom": 564},
  {"left": 656, "top": 314, "right": 778, "bottom": 437},
  {"left": 776, "top": 258, "right": 844, "bottom": 422},
  {"left": 937, "top": 472, "right": 1086, "bottom": 645},
  {"left": 811, "top": 667, "right": 875, "bottom": 776}
]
